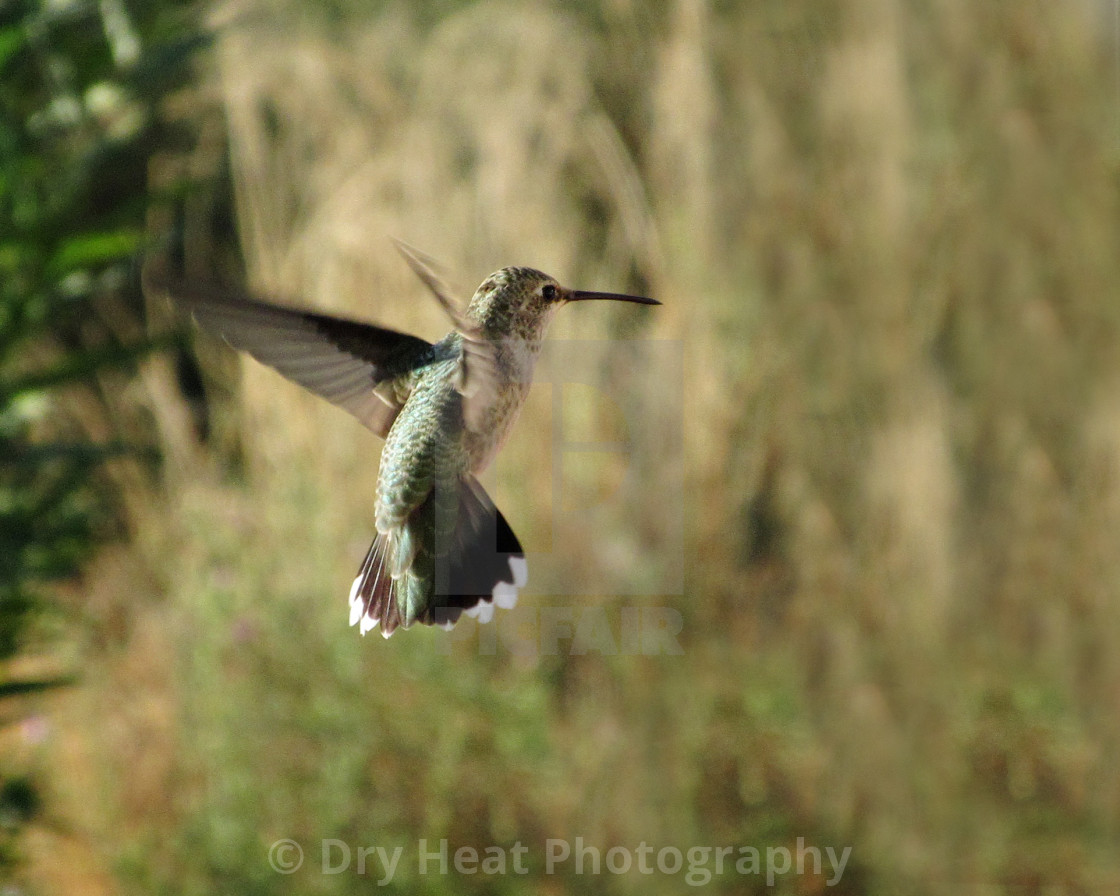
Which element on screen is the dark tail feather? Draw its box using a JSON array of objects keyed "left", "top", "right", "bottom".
[
  {"left": 348, "top": 534, "right": 401, "bottom": 636},
  {"left": 347, "top": 476, "right": 526, "bottom": 638},
  {"left": 426, "top": 476, "right": 526, "bottom": 630}
]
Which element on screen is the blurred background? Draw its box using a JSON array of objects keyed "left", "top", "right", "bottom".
[{"left": 3, "top": 0, "right": 1120, "bottom": 892}]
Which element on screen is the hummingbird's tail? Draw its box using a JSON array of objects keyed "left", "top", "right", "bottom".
[{"left": 348, "top": 476, "right": 526, "bottom": 637}]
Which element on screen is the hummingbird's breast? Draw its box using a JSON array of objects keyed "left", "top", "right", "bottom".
[
  {"left": 463, "top": 336, "right": 541, "bottom": 474},
  {"left": 464, "top": 377, "right": 530, "bottom": 474}
]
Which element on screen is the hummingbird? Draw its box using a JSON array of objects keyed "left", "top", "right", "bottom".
[{"left": 144, "top": 244, "right": 658, "bottom": 637}]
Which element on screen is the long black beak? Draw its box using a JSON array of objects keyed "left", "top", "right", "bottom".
[{"left": 569, "top": 290, "right": 660, "bottom": 306}]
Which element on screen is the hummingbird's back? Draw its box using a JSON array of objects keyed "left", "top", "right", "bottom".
[{"left": 375, "top": 349, "right": 466, "bottom": 534}]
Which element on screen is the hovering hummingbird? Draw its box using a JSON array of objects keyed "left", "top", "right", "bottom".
[{"left": 145, "top": 244, "right": 658, "bottom": 637}]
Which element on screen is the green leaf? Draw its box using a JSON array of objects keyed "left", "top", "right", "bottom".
[
  {"left": 47, "top": 230, "right": 141, "bottom": 278},
  {"left": 0, "top": 26, "right": 26, "bottom": 72}
]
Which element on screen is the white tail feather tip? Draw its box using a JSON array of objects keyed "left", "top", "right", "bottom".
[
  {"left": 475, "top": 602, "right": 496, "bottom": 624},
  {"left": 493, "top": 582, "right": 519, "bottom": 609}
]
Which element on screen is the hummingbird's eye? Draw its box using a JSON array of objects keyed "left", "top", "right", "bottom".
[{"left": 541, "top": 284, "right": 559, "bottom": 301}]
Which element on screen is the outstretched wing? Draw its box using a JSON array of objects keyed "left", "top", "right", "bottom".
[{"left": 146, "top": 267, "right": 435, "bottom": 439}]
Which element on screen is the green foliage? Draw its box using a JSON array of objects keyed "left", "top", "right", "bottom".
[{"left": 0, "top": 0, "right": 202, "bottom": 882}]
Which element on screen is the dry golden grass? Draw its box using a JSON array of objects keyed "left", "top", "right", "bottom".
[{"left": 26, "top": 0, "right": 1120, "bottom": 893}]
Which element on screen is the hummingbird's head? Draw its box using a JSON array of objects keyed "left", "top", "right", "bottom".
[{"left": 467, "top": 267, "right": 659, "bottom": 340}]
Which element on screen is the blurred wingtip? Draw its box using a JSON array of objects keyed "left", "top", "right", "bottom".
[{"left": 389, "top": 236, "right": 468, "bottom": 330}]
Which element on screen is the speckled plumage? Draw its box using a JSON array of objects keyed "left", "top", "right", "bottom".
[
  {"left": 362, "top": 268, "right": 562, "bottom": 632},
  {"left": 147, "top": 251, "right": 657, "bottom": 638}
]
